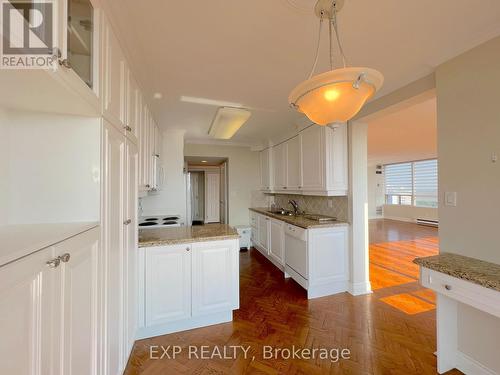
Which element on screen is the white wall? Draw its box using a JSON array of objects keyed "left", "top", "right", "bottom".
[
  {"left": 382, "top": 204, "right": 438, "bottom": 222},
  {"left": 141, "top": 129, "right": 187, "bottom": 221},
  {"left": 0, "top": 109, "right": 100, "bottom": 225},
  {"left": 184, "top": 143, "right": 263, "bottom": 226},
  {"left": 436, "top": 36, "right": 500, "bottom": 372}
]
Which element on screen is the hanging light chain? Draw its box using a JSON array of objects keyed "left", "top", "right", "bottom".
[
  {"left": 308, "top": 14, "right": 324, "bottom": 79},
  {"left": 332, "top": 4, "right": 347, "bottom": 68}
]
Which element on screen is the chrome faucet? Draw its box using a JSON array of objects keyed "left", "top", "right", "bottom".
[{"left": 288, "top": 199, "right": 300, "bottom": 215}]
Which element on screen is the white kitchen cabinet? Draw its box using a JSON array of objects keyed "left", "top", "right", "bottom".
[
  {"left": 260, "top": 148, "right": 273, "bottom": 191},
  {"left": 272, "top": 142, "right": 287, "bottom": 191},
  {"left": 192, "top": 240, "right": 239, "bottom": 315},
  {"left": 56, "top": 228, "right": 100, "bottom": 375},
  {"left": 101, "top": 14, "right": 126, "bottom": 129},
  {"left": 257, "top": 214, "right": 270, "bottom": 254},
  {"left": 0, "top": 246, "right": 57, "bottom": 375},
  {"left": 269, "top": 219, "right": 285, "bottom": 266},
  {"left": 250, "top": 210, "right": 349, "bottom": 299},
  {"left": 0, "top": 227, "right": 100, "bottom": 375},
  {"left": 286, "top": 135, "right": 302, "bottom": 191},
  {"left": 138, "top": 239, "right": 239, "bottom": 339},
  {"left": 125, "top": 69, "right": 140, "bottom": 142},
  {"left": 145, "top": 245, "right": 192, "bottom": 326},
  {"left": 101, "top": 119, "right": 125, "bottom": 375},
  {"left": 300, "top": 124, "right": 348, "bottom": 196},
  {"left": 123, "top": 140, "right": 138, "bottom": 360}
]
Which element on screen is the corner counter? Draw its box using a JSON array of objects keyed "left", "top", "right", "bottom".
[{"left": 414, "top": 252, "right": 500, "bottom": 374}]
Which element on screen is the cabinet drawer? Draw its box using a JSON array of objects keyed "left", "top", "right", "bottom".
[
  {"left": 420, "top": 267, "right": 500, "bottom": 318},
  {"left": 284, "top": 223, "right": 307, "bottom": 241}
]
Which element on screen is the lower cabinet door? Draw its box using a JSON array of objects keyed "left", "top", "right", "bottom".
[
  {"left": 145, "top": 245, "right": 192, "bottom": 326},
  {"left": 0, "top": 246, "right": 58, "bottom": 375},
  {"left": 57, "top": 228, "right": 100, "bottom": 375},
  {"left": 269, "top": 219, "right": 284, "bottom": 265},
  {"left": 192, "top": 240, "right": 239, "bottom": 315}
]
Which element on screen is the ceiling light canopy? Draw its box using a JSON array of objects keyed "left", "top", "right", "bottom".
[
  {"left": 208, "top": 107, "right": 251, "bottom": 140},
  {"left": 288, "top": 0, "right": 384, "bottom": 126}
]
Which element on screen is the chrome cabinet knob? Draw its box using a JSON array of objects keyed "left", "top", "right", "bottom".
[
  {"left": 124, "top": 125, "right": 132, "bottom": 132},
  {"left": 59, "top": 253, "right": 71, "bottom": 263},
  {"left": 186, "top": 247, "right": 190, "bottom": 252},
  {"left": 123, "top": 219, "right": 132, "bottom": 225},
  {"left": 444, "top": 284, "right": 452, "bottom": 291},
  {"left": 46, "top": 258, "right": 61, "bottom": 268}
]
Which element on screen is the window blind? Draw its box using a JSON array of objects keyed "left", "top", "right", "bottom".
[{"left": 384, "top": 162, "right": 412, "bottom": 196}]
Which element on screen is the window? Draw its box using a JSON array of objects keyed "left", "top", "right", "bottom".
[{"left": 384, "top": 159, "right": 438, "bottom": 208}]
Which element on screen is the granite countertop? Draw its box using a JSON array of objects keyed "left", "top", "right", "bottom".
[
  {"left": 0, "top": 222, "right": 99, "bottom": 267},
  {"left": 139, "top": 224, "right": 239, "bottom": 247},
  {"left": 249, "top": 208, "right": 349, "bottom": 229},
  {"left": 414, "top": 253, "right": 500, "bottom": 292}
]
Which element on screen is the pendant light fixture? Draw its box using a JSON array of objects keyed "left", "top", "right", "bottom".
[{"left": 288, "top": 0, "right": 383, "bottom": 125}]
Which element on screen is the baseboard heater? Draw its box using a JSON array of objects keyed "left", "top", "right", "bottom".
[{"left": 416, "top": 218, "right": 439, "bottom": 227}]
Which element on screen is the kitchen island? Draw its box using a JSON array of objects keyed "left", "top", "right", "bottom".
[{"left": 137, "top": 224, "right": 240, "bottom": 339}]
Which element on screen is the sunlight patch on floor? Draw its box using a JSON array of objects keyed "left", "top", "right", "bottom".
[{"left": 380, "top": 293, "right": 435, "bottom": 315}]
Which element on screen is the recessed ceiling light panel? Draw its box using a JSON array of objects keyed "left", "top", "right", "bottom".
[{"left": 208, "top": 107, "right": 251, "bottom": 140}]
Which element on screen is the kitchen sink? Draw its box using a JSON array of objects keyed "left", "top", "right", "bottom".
[{"left": 267, "top": 210, "right": 294, "bottom": 216}]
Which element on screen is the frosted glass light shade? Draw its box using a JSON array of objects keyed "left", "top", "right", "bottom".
[{"left": 289, "top": 67, "right": 384, "bottom": 125}]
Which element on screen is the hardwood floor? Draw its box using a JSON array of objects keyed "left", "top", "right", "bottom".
[{"left": 125, "top": 219, "right": 462, "bottom": 374}]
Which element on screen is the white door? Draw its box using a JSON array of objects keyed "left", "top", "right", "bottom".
[
  {"left": 272, "top": 143, "right": 287, "bottom": 191},
  {"left": 220, "top": 162, "right": 227, "bottom": 224},
  {"left": 192, "top": 240, "right": 239, "bottom": 315},
  {"left": 145, "top": 245, "right": 191, "bottom": 326},
  {"left": 123, "top": 140, "right": 138, "bottom": 359},
  {"left": 57, "top": 228, "right": 100, "bottom": 375},
  {"left": 286, "top": 135, "right": 302, "bottom": 191},
  {"left": 269, "top": 219, "right": 284, "bottom": 265},
  {"left": 0, "top": 247, "right": 58, "bottom": 375},
  {"left": 257, "top": 215, "right": 270, "bottom": 252},
  {"left": 190, "top": 172, "right": 204, "bottom": 221},
  {"left": 101, "top": 120, "right": 125, "bottom": 375},
  {"left": 205, "top": 172, "right": 220, "bottom": 223},
  {"left": 301, "top": 126, "right": 324, "bottom": 190}
]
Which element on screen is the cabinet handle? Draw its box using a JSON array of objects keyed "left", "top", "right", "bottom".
[
  {"left": 283, "top": 187, "right": 287, "bottom": 189},
  {"left": 59, "top": 253, "right": 71, "bottom": 263},
  {"left": 298, "top": 186, "right": 302, "bottom": 189},
  {"left": 145, "top": 184, "right": 150, "bottom": 188},
  {"left": 186, "top": 247, "right": 190, "bottom": 252},
  {"left": 444, "top": 284, "right": 452, "bottom": 291},
  {"left": 123, "top": 219, "right": 132, "bottom": 225},
  {"left": 46, "top": 257, "right": 61, "bottom": 268},
  {"left": 124, "top": 125, "right": 132, "bottom": 132}
]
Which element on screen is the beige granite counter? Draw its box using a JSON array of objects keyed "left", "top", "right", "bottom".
[
  {"left": 414, "top": 253, "right": 500, "bottom": 292},
  {"left": 139, "top": 224, "right": 239, "bottom": 247},
  {"left": 249, "top": 208, "right": 349, "bottom": 229}
]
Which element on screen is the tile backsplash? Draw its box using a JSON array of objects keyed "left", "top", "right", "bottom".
[{"left": 272, "top": 194, "right": 348, "bottom": 222}]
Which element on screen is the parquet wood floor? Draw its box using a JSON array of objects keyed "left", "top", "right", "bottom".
[{"left": 125, "top": 220, "right": 462, "bottom": 375}]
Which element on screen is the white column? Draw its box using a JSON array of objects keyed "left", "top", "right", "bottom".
[{"left": 347, "top": 121, "right": 371, "bottom": 295}]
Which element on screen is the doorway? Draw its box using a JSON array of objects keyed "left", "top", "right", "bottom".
[
  {"left": 363, "top": 93, "right": 439, "bottom": 314},
  {"left": 185, "top": 156, "right": 228, "bottom": 226}
]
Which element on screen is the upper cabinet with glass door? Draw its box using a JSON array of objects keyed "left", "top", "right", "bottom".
[
  {"left": 66, "top": 0, "right": 94, "bottom": 89},
  {"left": 0, "top": 0, "right": 101, "bottom": 116}
]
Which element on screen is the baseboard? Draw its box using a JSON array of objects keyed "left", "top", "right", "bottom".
[
  {"left": 307, "top": 280, "right": 349, "bottom": 299},
  {"left": 136, "top": 311, "right": 233, "bottom": 340},
  {"left": 382, "top": 215, "right": 415, "bottom": 223},
  {"left": 456, "top": 351, "right": 497, "bottom": 375},
  {"left": 348, "top": 281, "right": 373, "bottom": 296}
]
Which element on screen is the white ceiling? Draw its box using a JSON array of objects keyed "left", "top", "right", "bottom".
[
  {"left": 105, "top": 0, "right": 500, "bottom": 147},
  {"left": 367, "top": 97, "right": 437, "bottom": 166}
]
